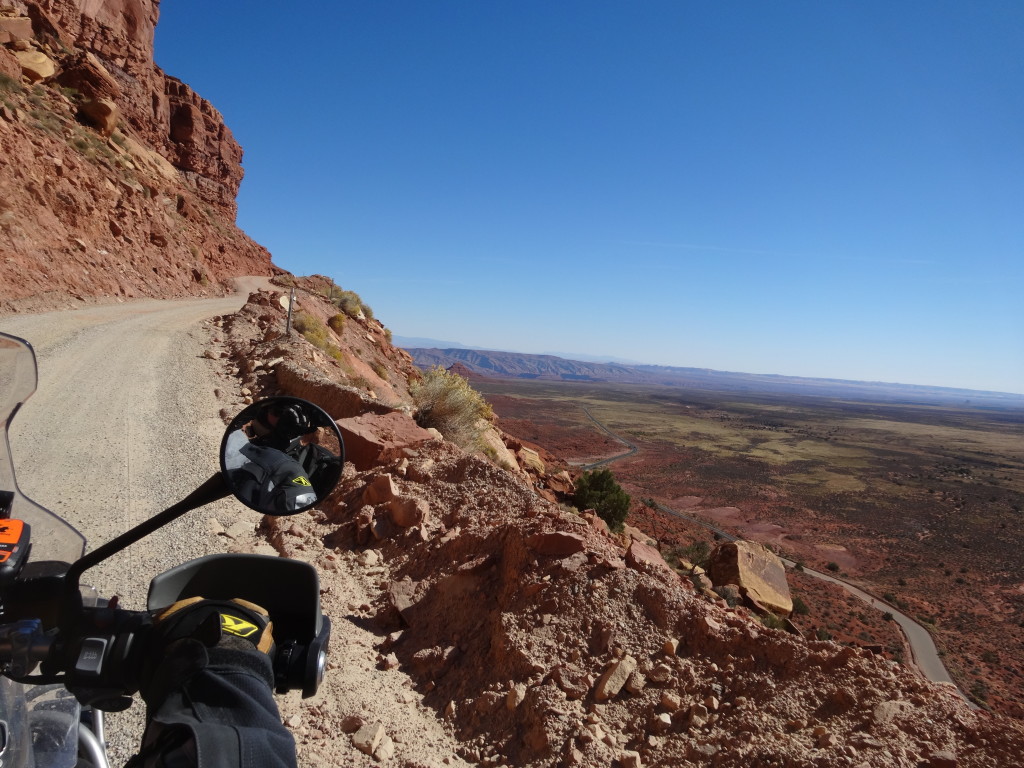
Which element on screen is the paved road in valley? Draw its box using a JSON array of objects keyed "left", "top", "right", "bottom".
[{"left": 578, "top": 407, "right": 638, "bottom": 469}]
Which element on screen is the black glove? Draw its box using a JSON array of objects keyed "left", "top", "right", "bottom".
[
  {"left": 140, "top": 597, "right": 276, "bottom": 709},
  {"left": 152, "top": 597, "right": 276, "bottom": 655},
  {"left": 130, "top": 598, "right": 296, "bottom": 768}
]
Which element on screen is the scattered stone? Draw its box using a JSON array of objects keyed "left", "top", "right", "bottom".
[
  {"left": 352, "top": 723, "right": 385, "bottom": 755},
  {"left": 650, "top": 712, "right": 672, "bottom": 734},
  {"left": 224, "top": 520, "right": 252, "bottom": 540},
  {"left": 817, "top": 731, "right": 839, "bottom": 748},
  {"left": 663, "top": 638, "right": 679, "bottom": 656},
  {"left": 620, "top": 750, "right": 642, "bottom": 768},
  {"left": 14, "top": 50, "right": 55, "bottom": 81},
  {"left": 624, "top": 671, "right": 646, "bottom": 694},
  {"left": 336, "top": 412, "right": 436, "bottom": 470},
  {"left": 648, "top": 663, "right": 673, "bottom": 684},
  {"left": 507, "top": 683, "right": 527, "bottom": 710},
  {"left": 406, "top": 459, "right": 436, "bottom": 482},
  {"left": 594, "top": 655, "right": 637, "bottom": 701},
  {"left": 871, "top": 700, "right": 910, "bottom": 727},
  {"left": 340, "top": 715, "right": 364, "bottom": 733},
  {"left": 527, "top": 530, "right": 587, "bottom": 556},
  {"left": 928, "top": 750, "right": 957, "bottom": 768},
  {"left": 375, "top": 735, "right": 395, "bottom": 760},
  {"left": 389, "top": 496, "right": 429, "bottom": 528},
  {"left": 363, "top": 474, "right": 399, "bottom": 505},
  {"left": 660, "top": 692, "right": 682, "bottom": 712},
  {"left": 626, "top": 539, "right": 674, "bottom": 575},
  {"left": 79, "top": 97, "right": 120, "bottom": 137},
  {"left": 358, "top": 549, "right": 381, "bottom": 567},
  {"left": 518, "top": 445, "right": 545, "bottom": 473},
  {"left": 371, "top": 513, "right": 396, "bottom": 541}
]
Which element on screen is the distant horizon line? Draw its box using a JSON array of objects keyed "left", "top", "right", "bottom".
[{"left": 394, "top": 336, "right": 1024, "bottom": 399}]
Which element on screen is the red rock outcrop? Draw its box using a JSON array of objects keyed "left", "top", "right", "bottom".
[{"left": 0, "top": 1, "right": 275, "bottom": 313}]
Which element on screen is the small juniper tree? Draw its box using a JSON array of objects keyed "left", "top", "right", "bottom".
[{"left": 573, "top": 468, "right": 630, "bottom": 533}]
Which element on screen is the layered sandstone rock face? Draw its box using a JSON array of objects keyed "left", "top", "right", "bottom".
[{"left": 0, "top": 0, "right": 275, "bottom": 313}]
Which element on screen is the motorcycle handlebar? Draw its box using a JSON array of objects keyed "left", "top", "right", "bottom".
[{"left": 0, "top": 598, "right": 330, "bottom": 709}]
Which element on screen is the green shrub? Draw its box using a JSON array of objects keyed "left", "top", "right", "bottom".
[
  {"left": 411, "top": 366, "right": 493, "bottom": 449},
  {"left": 333, "top": 289, "right": 375, "bottom": 320},
  {"left": 760, "top": 612, "right": 786, "bottom": 630},
  {"left": 327, "top": 314, "right": 345, "bottom": 334},
  {"left": 371, "top": 362, "right": 389, "bottom": 380},
  {"left": 573, "top": 468, "right": 630, "bottom": 533},
  {"left": 0, "top": 72, "right": 22, "bottom": 94},
  {"left": 826, "top": 562, "right": 840, "bottom": 572},
  {"left": 31, "top": 109, "right": 63, "bottom": 136},
  {"left": 791, "top": 596, "right": 810, "bottom": 615},
  {"left": 292, "top": 311, "right": 343, "bottom": 361},
  {"left": 336, "top": 290, "right": 365, "bottom": 318},
  {"left": 665, "top": 540, "right": 710, "bottom": 570}
]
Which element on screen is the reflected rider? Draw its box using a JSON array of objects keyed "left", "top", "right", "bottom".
[{"left": 223, "top": 404, "right": 317, "bottom": 514}]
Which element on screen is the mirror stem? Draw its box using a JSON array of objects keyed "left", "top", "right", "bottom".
[{"left": 64, "top": 473, "right": 231, "bottom": 603}]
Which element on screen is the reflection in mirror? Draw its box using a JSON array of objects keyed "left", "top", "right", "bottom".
[{"left": 220, "top": 397, "right": 344, "bottom": 516}]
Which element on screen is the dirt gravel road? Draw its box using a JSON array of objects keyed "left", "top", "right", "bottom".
[{"left": 0, "top": 280, "right": 271, "bottom": 761}]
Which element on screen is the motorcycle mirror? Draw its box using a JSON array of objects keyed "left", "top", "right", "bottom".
[{"left": 220, "top": 396, "right": 345, "bottom": 516}]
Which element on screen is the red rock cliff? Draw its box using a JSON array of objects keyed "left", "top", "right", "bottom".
[{"left": 0, "top": 0, "right": 277, "bottom": 313}]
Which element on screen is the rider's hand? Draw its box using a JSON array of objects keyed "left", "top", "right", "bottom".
[
  {"left": 140, "top": 597, "right": 275, "bottom": 708},
  {"left": 131, "top": 598, "right": 294, "bottom": 767},
  {"left": 152, "top": 597, "right": 275, "bottom": 655}
]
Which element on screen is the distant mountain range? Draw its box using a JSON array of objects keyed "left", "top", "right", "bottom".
[
  {"left": 402, "top": 346, "right": 1024, "bottom": 408},
  {"left": 391, "top": 336, "right": 640, "bottom": 365}
]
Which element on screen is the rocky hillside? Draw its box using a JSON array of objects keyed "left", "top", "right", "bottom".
[
  {"left": 0, "top": 0, "right": 275, "bottom": 315},
  {"left": 208, "top": 284, "right": 1024, "bottom": 767}
]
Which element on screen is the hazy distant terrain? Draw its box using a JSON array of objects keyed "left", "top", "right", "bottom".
[{"left": 405, "top": 347, "right": 1024, "bottom": 407}]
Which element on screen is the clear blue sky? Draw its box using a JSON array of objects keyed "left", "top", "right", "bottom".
[{"left": 154, "top": 1, "right": 1023, "bottom": 394}]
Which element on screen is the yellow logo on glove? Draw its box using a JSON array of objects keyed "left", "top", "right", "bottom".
[
  {"left": 220, "top": 613, "right": 260, "bottom": 638},
  {"left": 291, "top": 475, "right": 312, "bottom": 486}
]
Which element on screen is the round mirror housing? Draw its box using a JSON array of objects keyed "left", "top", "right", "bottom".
[{"left": 220, "top": 397, "right": 344, "bottom": 516}]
